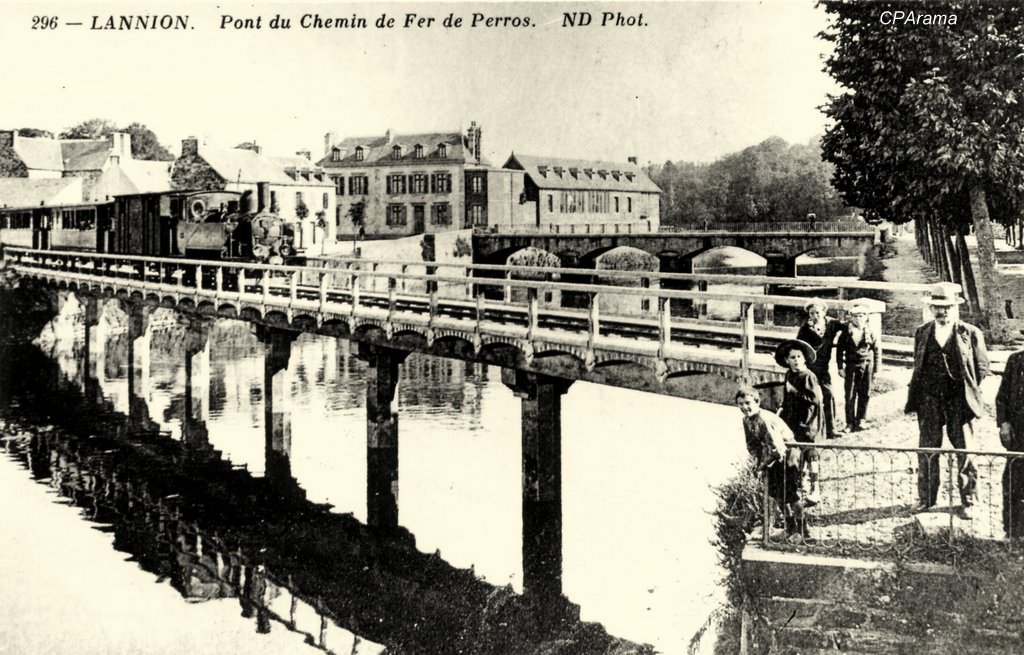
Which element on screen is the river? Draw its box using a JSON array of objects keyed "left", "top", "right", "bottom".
[{"left": 0, "top": 299, "right": 753, "bottom": 654}]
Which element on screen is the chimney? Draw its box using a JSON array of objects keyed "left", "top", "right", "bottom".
[
  {"left": 257, "top": 182, "right": 271, "bottom": 212},
  {"left": 296, "top": 150, "right": 311, "bottom": 160},
  {"left": 627, "top": 156, "right": 638, "bottom": 166},
  {"left": 473, "top": 122, "right": 482, "bottom": 162},
  {"left": 109, "top": 132, "right": 132, "bottom": 160},
  {"left": 324, "top": 131, "right": 336, "bottom": 155},
  {"left": 253, "top": 144, "right": 263, "bottom": 156},
  {"left": 182, "top": 137, "right": 200, "bottom": 157}
]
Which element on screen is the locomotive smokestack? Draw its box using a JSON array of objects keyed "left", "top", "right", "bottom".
[{"left": 257, "top": 182, "right": 271, "bottom": 212}]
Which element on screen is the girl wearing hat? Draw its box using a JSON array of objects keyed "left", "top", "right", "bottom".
[
  {"left": 836, "top": 300, "right": 881, "bottom": 432},
  {"left": 796, "top": 300, "right": 842, "bottom": 438},
  {"left": 775, "top": 338, "right": 825, "bottom": 505}
]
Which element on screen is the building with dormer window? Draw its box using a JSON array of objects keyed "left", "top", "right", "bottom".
[
  {"left": 319, "top": 122, "right": 524, "bottom": 238},
  {"left": 502, "top": 154, "right": 660, "bottom": 231}
]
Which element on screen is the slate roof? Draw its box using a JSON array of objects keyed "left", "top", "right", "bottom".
[
  {"left": 61, "top": 139, "right": 113, "bottom": 171},
  {"left": 0, "top": 178, "right": 81, "bottom": 208},
  {"left": 199, "top": 147, "right": 331, "bottom": 187},
  {"left": 318, "top": 131, "right": 468, "bottom": 168},
  {"left": 11, "top": 135, "right": 113, "bottom": 172},
  {"left": 12, "top": 137, "right": 64, "bottom": 171},
  {"left": 113, "top": 160, "right": 173, "bottom": 194},
  {"left": 504, "top": 154, "right": 661, "bottom": 193}
]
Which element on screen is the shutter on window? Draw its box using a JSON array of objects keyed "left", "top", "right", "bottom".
[
  {"left": 386, "top": 176, "right": 392, "bottom": 194},
  {"left": 430, "top": 174, "right": 436, "bottom": 193}
]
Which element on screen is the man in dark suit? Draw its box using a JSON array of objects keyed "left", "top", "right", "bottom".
[
  {"left": 905, "top": 283, "right": 990, "bottom": 519},
  {"left": 996, "top": 345, "right": 1024, "bottom": 538}
]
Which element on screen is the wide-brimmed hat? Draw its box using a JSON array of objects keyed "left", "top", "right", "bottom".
[
  {"left": 923, "top": 282, "right": 965, "bottom": 306},
  {"left": 774, "top": 339, "right": 817, "bottom": 368},
  {"left": 804, "top": 300, "right": 828, "bottom": 313},
  {"left": 847, "top": 300, "right": 872, "bottom": 314}
]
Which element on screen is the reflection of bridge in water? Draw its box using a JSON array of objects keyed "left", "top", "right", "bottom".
[{"left": 1, "top": 344, "right": 644, "bottom": 654}]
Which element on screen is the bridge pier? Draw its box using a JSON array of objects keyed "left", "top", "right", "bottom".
[
  {"left": 765, "top": 255, "right": 797, "bottom": 278},
  {"left": 501, "top": 369, "right": 573, "bottom": 610},
  {"left": 358, "top": 344, "right": 409, "bottom": 531},
  {"left": 125, "top": 304, "right": 153, "bottom": 430},
  {"left": 183, "top": 319, "right": 212, "bottom": 450},
  {"left": 256, "top": 326, "right": 303, "bottom": 499},
  {"left": 81, "top": 296, "right": 103, "bottom": 405}
]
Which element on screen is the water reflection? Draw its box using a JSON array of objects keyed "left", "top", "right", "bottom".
[{"left": 8, "top": 298, "right": 753, "bottom": 654}]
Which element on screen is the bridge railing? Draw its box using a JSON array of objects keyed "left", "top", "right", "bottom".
[
  {"left": 475, "top": 221, "right": 656, "bottom": 235},
  {"left": 2, "top": 247, "right": 944, "bottom": 378},
  {"left": 660, "top": 221, "right": 876, "bottom": 234},
  {"left": 757, "top": 442, "right": 1022, "bottom": 559}
]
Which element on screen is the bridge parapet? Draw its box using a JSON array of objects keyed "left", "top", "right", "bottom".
[{"left": 3, "top": 247, "right": 942, "bottom": 405}]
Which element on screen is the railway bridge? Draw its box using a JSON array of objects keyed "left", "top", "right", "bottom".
[{"left": 4, "top": 245, "right": 939, "bottom": 611}]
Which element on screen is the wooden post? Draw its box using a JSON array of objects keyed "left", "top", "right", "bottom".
[
  {"left": 657, "top": 297, "right": 671, "bottom": 358},
  {"left": 740, "top": 301, "right": 755, "bottom": 380},
  {"left": 527, "top": 287, "right": 539, "bottom": 342},
  {"left": 587, "top": 292, "right": 600, "bottom": 351}
]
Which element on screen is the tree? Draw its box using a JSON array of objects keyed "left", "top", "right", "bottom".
[
  {"left": 820, "top": 1, "right": 1024, "bottom": 338},
  {"left": 347, "top": 201, "right": 366, "bottom": 251},
  {"left": 17, "top": 128, "right": 53, "bottom": 138},
  {"left": 59, "top": 118, "right": 173, "bottom": 161}
]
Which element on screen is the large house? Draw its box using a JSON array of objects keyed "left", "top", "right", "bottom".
[
  {"left": 318, "top": 122, "right": 526, "bottom": 238},
  {"left": 171, "top": 138, "right": 337, "bottom": 250},
  {"left": 0, "top": 130, "right": 171, "bottom": 204},
  {"left": 502, "top": 154, "right": 661, "bottom": 231}
]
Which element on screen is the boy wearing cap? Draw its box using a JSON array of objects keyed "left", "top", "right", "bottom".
[
  {"left": 796, "top": 300, "right": 843, "bottom": 438},
  {"left": 775, "top": 339, "right": 825, "bottom": 505},
  {"left": 735, "top": 385, "right": 805, "bottom": 538},
  {"left": 905, "top": 283, "right": 989, "bottom": 519},
  {"left": 836, "top": 300, "right": 882, "bottom": 432}
]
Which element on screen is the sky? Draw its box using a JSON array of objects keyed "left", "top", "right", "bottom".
[{"left": 0, "top": 1, "right": 838, "bottom": 166}]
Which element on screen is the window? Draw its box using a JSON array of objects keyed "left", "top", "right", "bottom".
[
  {"left": 387, "top": 174, "right": 407, "bottom": 194},
  {"left": 614, "top": 196, "right": 620, "bottom": 213},
  {"left": 410, "top": 173, "right": 428, "bottom": 194},
  {"left": 431, "top": 203, "right": 451, "bottom": 225},
  {"left": 433, "top": 172, "right": 451, "bottom": 193},
  {"left": 438, "top": 144, "right": 447, "bottom": 158},
  {"left": 295, "top": 191, "right": 304, "bottom": 207},
  {"left": 349, "top": 175, "right": 368, "bottom": 195},
  {"left": 547, "top": 194, "right": 553, "bottom": 213},
  {"left": 414, "top": 144, "right": 424, "bottom": 159},
  {"left": 333, "top": 176, "right": 344, "bottom": 195},
  {"left": 468, "top": 205, "right": 486, "bottom": 227},
  {"left": 392, "top": 145, "right": 402, "bottom": 160},
  {"left": 469, "top": 174, "right": 483, "bottom": 194},
  {"left": 386, "top": 204, "right": 407, "bottom": 226},
  {"left": 270, "top": 190, "right": 278, "bottom": 211},
  {"left": 628, "top": 197, "right": 633, "bottom": 213},
  {"left": 355, "top": 146, "right": 364, "bottom": 161},
  {"left": 323, "top": 192, "right": 329, "bottom": 209},
  {"left": 331, "top": 148, "right": 341, "bottom": 162}
]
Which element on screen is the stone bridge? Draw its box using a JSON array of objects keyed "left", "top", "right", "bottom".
[{"left": 473, "top": 227, "right": 878, "bottom": 276}]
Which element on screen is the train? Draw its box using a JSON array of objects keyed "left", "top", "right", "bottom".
[{"left": 0, "top": 182, "right": 300, "bottom": 263}]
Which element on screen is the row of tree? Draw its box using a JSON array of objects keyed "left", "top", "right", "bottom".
[
  {"left": 17, "top": 119, "right": 173, "bottom": 161},
  {"left": 646, "top": 136, "right": 852, "bottom": 226},
  {"left": 820, "top": 0, "right": 1024, "bottom": 339}
]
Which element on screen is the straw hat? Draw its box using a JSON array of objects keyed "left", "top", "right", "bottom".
[
  {"left": 923, "top": 282, "right": 964, "bottom": 306},
  {"left": 804, "top": 300, "right": 828, "bottom": 313},
  {"left": 774, "top": 339, "right": 817, "bottom": 368}
]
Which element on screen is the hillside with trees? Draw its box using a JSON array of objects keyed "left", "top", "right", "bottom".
[{"left": 647, "top": 137, "right": 851, "bottom": 227}]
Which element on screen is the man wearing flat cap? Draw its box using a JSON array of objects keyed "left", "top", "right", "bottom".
[
  {"left": 906, "top": 283, "right": 990, "bottom": 519},
  {"left": 796, "top": 300, "right": 843, "bottom": 438}
]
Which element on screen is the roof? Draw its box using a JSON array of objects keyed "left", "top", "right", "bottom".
[
  {"left": 61, "top": 139, "right": 112, "bottom": 171},
  {"left": 0, "top": 178, "right": 82, "bottom": 208},
  {"left": 318, "top": 131, "right": 468, "bottom": 168},
  {"left": 12, "top": 137, "right": 64, "bottom": 171},
  {"left": 12, "top": 135, "right": 114, "bottom": 172},
  {"left": 110, "top": 159, "right": 173, "bottom": 194},
  {"left": 504, "top": 153, "right": 661, "bottom": 193},
  {"left": 199, "top": 146, "right": 331, "bottom": 187}
]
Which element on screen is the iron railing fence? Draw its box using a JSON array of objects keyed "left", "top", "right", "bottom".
[{"left": 759, "top": 442, "right": 1024, "bottom": 559}]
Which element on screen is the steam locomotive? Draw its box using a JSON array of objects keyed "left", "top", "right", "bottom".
[{"left": 0, "top": 182, "right": 300, "bottom": 263}]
